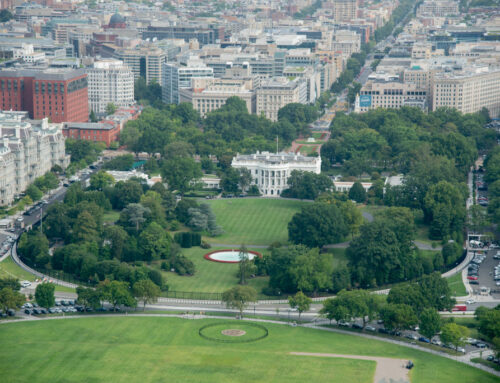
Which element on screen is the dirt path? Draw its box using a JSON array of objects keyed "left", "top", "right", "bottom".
[{"left": 290, "top": 352, "right": 410, "bottom": 383}]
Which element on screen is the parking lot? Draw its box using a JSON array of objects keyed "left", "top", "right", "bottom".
[{"left": 468, "top": 246, "right": 500, "bottom": 299}]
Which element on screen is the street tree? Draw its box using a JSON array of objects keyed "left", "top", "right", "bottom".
[
  {"left": 440, "top": 322, "right": 469, "bottom": 351},
  {"left": 98, "top": 280, "right": 136, "bottom": 311},
  {"left": 76, "top": 286, "right": 101, "bottom": 309},
  {"left": 35, "top": 283, "right": 55, "bottom": 310},
  {"left": 379, "top": 303, "right": 418, "bottom": 332},
  {"left": 221, "top": 285, "right": 257, "bottom": 319},
  {"left": 320, "top": 298, "right": 350, "bottom": 324},
  {"left": 288, "top": 291, "right": 312, "bottom": 320},
  {"left": 0, "top": 287, "right": 25, "bottom": 314},
  {"left": 133, "top": 279, "right": 161, "bottom": 311},
  {"left": 419, "top": 308, "right": 442, "bottom": 340},
  {"left": 106, "top": 102, "right": 117, "bottom": 115}
]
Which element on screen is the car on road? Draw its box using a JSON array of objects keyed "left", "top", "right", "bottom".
[
  {"left": 431, "top": 339, "right": 442, "bottom": 346},
  {"left": 365, "top": 326, "right": 376, "bottom": 332},
  {"left": 465, "top": 299, "right": 476, "bottom": 305},
  {"left": 475, "top": 343, "right": 488, "bottom": 349},
  {"left": 20, "top": 281, "right": 31, "bottom": 288}
]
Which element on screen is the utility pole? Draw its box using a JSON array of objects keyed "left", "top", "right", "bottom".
[{"left": 276, "top": 136, "right": 279, "bottom": 154}]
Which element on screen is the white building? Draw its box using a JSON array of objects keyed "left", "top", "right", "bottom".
[
  {"left": 86, "top": 59, "right": 135, "bottom": 115},
  {"left": 333, "top": 181, "right": 372, "bottom": 193},
  {"left": 0, "top": 111, "right": 69, "bottom": 206},
  {"left": 231, "top": 151, "right": 321, "bottom": 197},
  {"left": 162, "top": 59, "right": 214, "bottom": 104},
  {"left": 13, "top": 44, "right": 46, "bottom": 63}
]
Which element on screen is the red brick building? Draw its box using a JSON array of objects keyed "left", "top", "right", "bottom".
[
  {"left": 0, "top": 68, "right": 88, "bottom": 123},
  {"left": 62, "top": 122, "right": 119, "bottom": 147}
]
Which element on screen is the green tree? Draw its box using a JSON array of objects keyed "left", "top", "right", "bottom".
[
  {"left": 0, "top": 287, "right": 25, "bottom": 314},
  {"left": 348, "top": 182, "right": 367, "bottom": 203},
  {"left": 440, "top": 322, "right": 469, "bottom": 351},
  {"left": 90, "top": 171, "right": 115, "bottom": 190},
  {"left": 0, "top": 9, "right": 14, "bottom": 22},
  {"left": 379, "top": 303, "right": 418, "bottom": 332},
  {"left": 238, "top": 244, "right": 251, "bottom": 285},
  {"left": 288, "top": 203, "right": 348, "bottom": 247},
  {"left": 73, "top": 211, "right": 99, "bottom": 243},
  {"left": 161, "top": 157, "right": 202, "bottom": 194},
  {"left": 138, "top": 222, "right": 171, "bottom": 261},
  {"left": 288, "top": 291, "right": 312, "bottom": 320},
  {"left": 320, "top": 298, "right": 350, "bottom": 324},
  {"left": 123, "top": 203, "right": 150, "bottom": 232},
  {"left": 340, "top": 200, "right": 363, "bottom": 239},
  {"left": 221, "top": 285, "right": 257, "bottom": 318},
  {"left": 419, "top": 308, "right": 441, "bottom": 340},
  {"left": 98, "top": 280, "right": 136, "bottom": 310},
  {"left": 283, "top": 170, "right": 333, "bottom": 200},
  {"left": 288, "top": 248, "right": 333, "bottom": 294},
  {"left": 468, "top": 204, "right": 489, "bottom": 234},
  {"left": 106, "top": 103, "right": 117, "bottom": 115},
  {"left": 133, "top": 279, "right": 161, "bottom": 311},
  {"left": 89, "top": 110, "right": 98, "bottom": 122},
  {"left": 140, "top": 191, "right": 166, "bottom": 226},
  {"left": 35, "top": 283, "right": 55, "bottom": 310},
  {"left": 76, "top": 286, "right": 102, "bottom": 309},
  {"left": 103, "top": 226, "right": 129, "bottom": 260},
  {"left": 26, "top": 184, "right": 43, "bottom": 201}
]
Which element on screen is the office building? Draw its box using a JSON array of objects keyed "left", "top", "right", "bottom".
[
  {"left": 256, "top": 77, "right": 307, "bottom": 121},
  {"left": 0, "top": 68, "right": 88, "bottom": 123},
  {"left": 86, "top": 59, "right": 134, "bottom": 115},
  {"left": 162, "top": 60, "right": 214, "bottom": 104}
]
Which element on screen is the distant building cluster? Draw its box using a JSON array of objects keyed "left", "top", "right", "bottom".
[{"left": 355, "top": 1, "right": 500, "bottom": 117}]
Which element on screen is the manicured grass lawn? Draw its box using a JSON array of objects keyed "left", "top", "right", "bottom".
[
  {"left": 298, "top": 145, "right": 319, "bottom": 155},
  {"left": 0, "top": 256, "right": 35, "bottom": 281},
  {"left": 446, "top": 272, "right": 467, "bottom": 297},
  {"left": 155, "top": 246, "right": 269, "bottom": 294},
  {"left": 0, "top": 256, "right": 75, "bottom": 293},
  {"left": 0, "top": 317, "right": 498, "bottom": 383},
  {"left": 102, "top": 210, "right": 120, "bottom": 223},
  {"left": 206, "top": 199, "right": 307, "bottom": 245}
]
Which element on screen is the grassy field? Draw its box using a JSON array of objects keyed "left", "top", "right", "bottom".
[
  {"left": 0, "top": 256, "right": 75, "bottom": 293},
  {"left": 102, "top": 210, "right": 120, "bottom": 223},
  {"left": 0, "top": 317, "right": 498, "bottom": 383},
  {"left": 155, "top": 246, "right": 269, "bottom": 294},
  {"left": 206, "top": 199, "right": 307, "bottom": 245},
  {"left": 328, "top": 248, "right": 349, "bottom": 268},
  {"left": 446, "top": 272, "right": 467, "bottom": 297}
]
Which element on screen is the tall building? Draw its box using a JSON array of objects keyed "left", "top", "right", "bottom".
[
  {"left": 0, "top": 111, "right": 69, "bottom": 206},
  {"left": 114, "top": 46, "right": 167, "bottom": 84},
  {"left": 432, "top": 67, "right": 500, "bottom": 116},
  {"left": 325, "top": 0, "right": 358, "bottom": 22},
  {"left": 256, "top": 77, "right": 308, "bottom": 121},
  {"left": 0, "top": 68, "right": 88, "bottom": 123},
  {"left": 232, "top": 151, "right": 321, "bottom": 197},
  {"left": 86, "top": 59, "right": 134, "bottom": 115},
  {"left": 142, "top": 24, "right": 224, "bottom": 46},
  {"left": 162, "top": 60, "right": 214, "bottom": 104}
]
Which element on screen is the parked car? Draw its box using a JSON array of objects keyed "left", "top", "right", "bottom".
[
  {"left": 20, "top": 281, "right": 31, "bottom": 288},
  {"left": 418, "top": 337, "right": 430, "bottom": 343},
  {"left": 467, "top": 276, "right": 478, "bottom": 281},
  {"left": 24, "top": 309, "right": 32, "bottom": 315},
  {"left": 378, "top": 328, "right": 389, "bottom": 334},
  {"left": 405, "top": 334, "right": 418, "bottom": 340},
  {"left": 365, "top": 326, "right": 376, "bottom": 332},
  {"left": 431, "top": 339, "right": 442, "bottom": 346},
  {"left": 352, "top": 323, "right": 363, "bottom": 329},
  {"left": 475, "top": 343, "right": 488, "bottom": 349}
]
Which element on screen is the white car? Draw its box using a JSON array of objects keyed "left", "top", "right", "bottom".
[
  {"left": 465, "top": 299, "right": 475, "bottom": 305},
  {"left": 457, "top": 347, "right": 466, "bottom": 353},
  {"left": 20, "top": 281, "right": 31, "bottom": 288}
]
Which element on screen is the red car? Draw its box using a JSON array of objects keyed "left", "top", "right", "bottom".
[{"left": 467, "top": 276, "right": 478, "bottom": 280}]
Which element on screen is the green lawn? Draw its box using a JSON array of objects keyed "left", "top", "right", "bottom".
[
  {"left": 206, "top": 199, "right": 307, "bottom": 245},
  {"left": 446, "top": 272, "right": 467, "bottom": 297},
  {"left": 155, "top": 246, "right": 269, "bottom": 294},
  {"left": 102, "top": 210, "right": 120, "bottom": 223},
  {"left": 0, "top": 256, "right": 75, "bottom": 293},
  {"left": 0, "top": 317, "right": 498, "bottom": 383}
]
